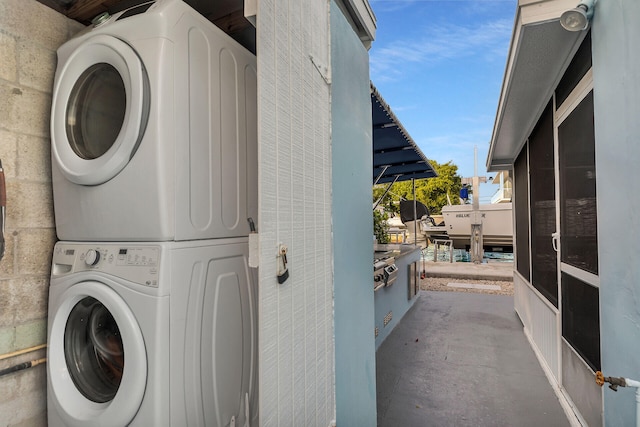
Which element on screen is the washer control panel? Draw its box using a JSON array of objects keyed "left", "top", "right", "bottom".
[{"left": 51, "top": 243, "right": 160, "bottom": 287}]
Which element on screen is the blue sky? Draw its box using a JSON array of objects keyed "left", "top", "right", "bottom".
[{"left": 368, "top": 0, "right": 516, "bottom": 202}]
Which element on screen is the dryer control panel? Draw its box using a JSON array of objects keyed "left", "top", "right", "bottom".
[{"left": 51, "top": 243, "right": 160, "bottom": 287}]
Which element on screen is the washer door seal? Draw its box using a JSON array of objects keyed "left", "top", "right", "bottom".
[
  {"left": 51, "top": 35, "right": 150, "bottom": 186},
  {"left": 48, "top": 281, "right": 147, "bottom": 427}
]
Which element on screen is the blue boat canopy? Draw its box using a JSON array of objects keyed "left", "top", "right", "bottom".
[{"left": 371, "top": 83, "right": 437, "bottom": 184}]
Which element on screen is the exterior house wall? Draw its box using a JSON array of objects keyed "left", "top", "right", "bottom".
[
  {"left": 591, "top": 1, "right": 640, "bottom": 425},
  {"left": 505, "top": 2, "right": 640, "bottom": 424},
  {"left": 512, "top": 68, "right": 602, "bottom": 427},
  {"left": 330, "top": 1, "right": 376, "bottom": 425},
  {"left": 0, "top": 0, "right": 82, "bottom": 425},
  {"left": 256, "top": 0, "right": 335, "bottom": 425}
]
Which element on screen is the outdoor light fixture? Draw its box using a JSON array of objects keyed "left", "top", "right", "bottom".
[{"left": 560, "top": 0, "right": 596, "bottom": 31}]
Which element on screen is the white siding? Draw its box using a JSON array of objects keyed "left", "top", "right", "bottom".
[
  {"left": 514, "top": 273, "right": 559, "bottom": 380},
  {"left": 257, "top": 1, "right": 335, "bottom": 426}
]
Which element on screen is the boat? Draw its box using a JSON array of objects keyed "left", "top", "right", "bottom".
[
  {"left": 441, "top": 203, "right": 513, "bottom": 250},
  {"left": 394, "top": 199, "right": 513, "bottom": 252}
]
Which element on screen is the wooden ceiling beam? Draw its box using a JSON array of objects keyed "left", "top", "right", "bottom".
[{"left": 210, "top": 9, "right": 252, "bottom": 35}]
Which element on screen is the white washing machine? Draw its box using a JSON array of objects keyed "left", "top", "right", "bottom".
[
  {"left": 47, "top": 238, "right": 258, "bottom": 427},
  {"left": 50, "top": 0, "right": 258, "bottom": 241}
]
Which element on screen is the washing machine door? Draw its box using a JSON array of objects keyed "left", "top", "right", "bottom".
[
  {"left": 48, "top": 281, "right": 147, "bottom": 427},
  {"left": 51, "top": 34, "right": 150, "bottom": 185}
]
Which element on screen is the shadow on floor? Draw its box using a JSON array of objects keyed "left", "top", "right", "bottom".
[{"left": 376, "top": 291, "right": 570, "bottom": 427}]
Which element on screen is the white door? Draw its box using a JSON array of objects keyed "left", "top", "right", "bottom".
[
  {"left": 48, "top": 281, "right": 147, "bottom": 427},
  {"left": 51, "top": 34, "right": 150, "bottom": 185}
]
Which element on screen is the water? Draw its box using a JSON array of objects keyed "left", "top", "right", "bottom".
[{"left": 422, "top": 244, "right": 513, "bottom": 263}]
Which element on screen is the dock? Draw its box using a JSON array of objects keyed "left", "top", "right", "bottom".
[{"left": 422, "top": 260, "right": 514, "bottom": 281}]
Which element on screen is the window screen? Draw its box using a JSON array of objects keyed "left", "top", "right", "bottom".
[
  {"left": 562, "top": 273, "right": 601, "bottom": 371},
  {"left": 558, "top": 91, "right": 598, "bottom": 274},
  {"left": 514, "top": 148, "right": 530, "bottom": 281},
  {"left": 529, "top": 101, "right": 558, "bottom": 307},
  {"left": 556, "top": 32, "right": 592, "bottom": 107}
]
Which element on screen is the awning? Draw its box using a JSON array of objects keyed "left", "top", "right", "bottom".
[
  {"left": 486, "top": 2, "right": 586, "bottom": 171},
  {"left": 371, "top": 83, "right": 437, "bottom": 184}
]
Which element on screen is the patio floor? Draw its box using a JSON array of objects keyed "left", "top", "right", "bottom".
[{"left": 376, "top": 291, "right": 571, "bottom": 426}]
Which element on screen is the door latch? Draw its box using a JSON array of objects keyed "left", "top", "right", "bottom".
[
  {"left": 551, "top": 232, "right": 560, "bottom": 252},
  {"left": 277, "top": 243, "right": 289, "bottom": 284}
]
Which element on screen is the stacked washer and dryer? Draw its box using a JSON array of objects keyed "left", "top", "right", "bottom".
[{"left": 46, "top": 1, "right": 258, "bottom": 426}]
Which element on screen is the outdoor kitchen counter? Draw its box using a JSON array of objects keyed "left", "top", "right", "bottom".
[
  {"left": 373, "top": 244, "right": 422, "bottom": 350},
  {"left": 374, "top": 243, "right": 421, "bottom": 261}
]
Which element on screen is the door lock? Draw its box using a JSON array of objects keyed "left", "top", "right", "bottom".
[{"left": 277, "top": 243, "right": 289, "bottom": 284}]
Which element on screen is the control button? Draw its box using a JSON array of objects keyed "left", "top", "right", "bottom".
[{"left": 85, "top": 249, "right": 100, "bottom": 267}]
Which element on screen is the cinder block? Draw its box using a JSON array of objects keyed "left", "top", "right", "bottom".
[
  {"left": 4, "top": 180, "right": 20, "bottom": 228},
  {"left": 9, "top": 277, "right": 49, "bottom": 324},
  {"left": 8, "top": 411, "right": 47, "bottom": 427},
  {"left": 0, "top": 339, "right": 47, "bottom": 426},
  {"left": 6, "top": 182, "right": 54, "bottom": 229},
  {"left": 0, "top": 280, "right": 15, "bottom": 328},
  {"left": 18, "top": 41, "right": 56, "bottom": 93},
  {"left": 14, "top": 319, "right": 47, "bottom": 350},
  {"left": 0, "top": 325, "right": 16, "bottom": 355},
  {"left": 17, "top": 134, "right": 52, "bottom": 183},
  {"left": 0, "top": 31, "right": 17, "bottom": 82},
  {"left": 0, "top": 368, "right": 18, "bottom": 404},
  {"left": 0, "top": 129, "right": 18, "bottom": 179},
  {"left": 0, "top": 84, "right": 51, "bottom": 138},
  {"left": 15, "top": 229, "right": 55, "bottom": 275},
  {"left": 0, "top": 232, "right": 15, "bottom": 277},
  {"left": 0, "top": 0, "right": 71, "bottom": 51},
  {"left": 0, "top": 387, "right": 46, "bottom": 427},
  {"left": 0, "top": 347, "right": 45, "bottom": 407}
]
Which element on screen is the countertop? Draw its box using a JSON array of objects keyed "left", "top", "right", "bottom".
[{"left": 374, "top": 243, "right": 421, "bottom": 261}]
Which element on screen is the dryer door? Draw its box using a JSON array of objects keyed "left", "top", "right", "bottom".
[
  {"left": 51, "top": 34, "right": 150, "bottom": 185},
  {"left": 48, "top": 281, "right": 147, "bottom": 427}
]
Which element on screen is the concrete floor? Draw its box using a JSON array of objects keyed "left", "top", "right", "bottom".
[{"left": 376, "top": 291, "right": 570, "bottom": 427}]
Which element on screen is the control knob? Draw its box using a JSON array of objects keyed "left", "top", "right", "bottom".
[{"left": 85, "top": 249, "right": 101, "bottom": 267}]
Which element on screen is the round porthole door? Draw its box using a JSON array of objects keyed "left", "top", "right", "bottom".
[
  {"left": 48, "top": 282, "right": 147, "bottom": 427},
  {"left": 51, "top": 34, "right": 150, "bottom": 185}
]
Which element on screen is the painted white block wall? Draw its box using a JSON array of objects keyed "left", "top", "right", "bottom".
[
  {"left": 256, "top": 0, "right": 335, "bottom": 426},
  {"left": 0, "top": 1, "right": 83, "bottom": 425},
  {"left": 591, "top": 1, "right": 640, "bottom": 425}
]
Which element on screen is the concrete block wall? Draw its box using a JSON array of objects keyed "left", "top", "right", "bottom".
[{"left": 0, "top": 0, "right": 83, "bottom": 425}]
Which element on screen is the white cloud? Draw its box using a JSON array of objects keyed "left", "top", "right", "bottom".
[
  {"left": 412, "top": 122, "right": 496, "bottom": 175},
  {"left": 370, "top": 19, "right": 512, "bottom": 82}
]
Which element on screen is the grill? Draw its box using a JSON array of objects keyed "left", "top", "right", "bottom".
[{"left": 373, "top": 256, "right": 398, "bottom": 291}]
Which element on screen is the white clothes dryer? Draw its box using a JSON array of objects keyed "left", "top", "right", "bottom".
[
  {"left": 47, "top": 238, "right": 258, "bottom": 427},
  {"left": 50, "top": 0, "right": 257, "bottom": 241}
]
